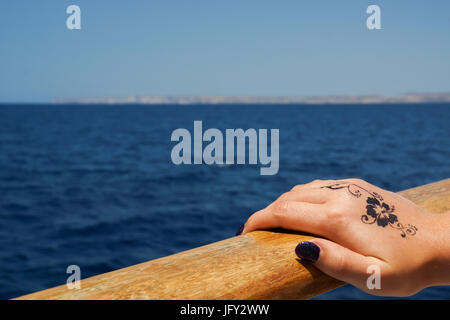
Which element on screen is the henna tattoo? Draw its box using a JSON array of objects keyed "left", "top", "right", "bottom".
[
  {"left": 322, "top": 183, "right": 383, "bottom": 200},
  {"left": 322, "top": 183, "right": 418, "bottom": 238}
]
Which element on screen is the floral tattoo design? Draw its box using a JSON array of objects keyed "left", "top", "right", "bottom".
[{"left": 321, "top": 183, "right": 418, "bottom": 238}]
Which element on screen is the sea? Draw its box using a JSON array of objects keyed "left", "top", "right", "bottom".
[{"left": 0, "top": 103, "right": 449, "bottom": 299}]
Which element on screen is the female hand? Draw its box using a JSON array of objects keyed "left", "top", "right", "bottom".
[{"left": 240, "top": 179, "right": 450, "bottom": 296}]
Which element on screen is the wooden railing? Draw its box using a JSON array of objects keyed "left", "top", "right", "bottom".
[{"left": 16, "top": 179, "right": 450, "bottom": 300}]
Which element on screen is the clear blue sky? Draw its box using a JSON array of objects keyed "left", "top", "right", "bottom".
[{"left": 1, "top": 0, "right": 449, "bottom": 102}]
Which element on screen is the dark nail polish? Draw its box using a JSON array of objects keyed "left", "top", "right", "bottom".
[
  {"left": 295, "top": 241, "right": 320, "bottom": 262},
  {"left": 236, "top": 224, "right": 245, "bottom": 236}
]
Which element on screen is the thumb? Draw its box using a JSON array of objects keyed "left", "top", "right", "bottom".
[{"left": 295, "top": 239, "right": 385, "bottom": 292}]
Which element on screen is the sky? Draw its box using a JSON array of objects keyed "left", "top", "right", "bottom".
[{"left": 0, "top": 0, "right": 450, "bottom": 102}]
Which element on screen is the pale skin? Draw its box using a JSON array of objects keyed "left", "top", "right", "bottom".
[{"left": 241, "top": 179, "right": 450, "bottom": 296}]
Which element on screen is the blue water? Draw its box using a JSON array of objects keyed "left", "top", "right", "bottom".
[{"left": 0, "top": 104, "right": 449, "bottom": 300}]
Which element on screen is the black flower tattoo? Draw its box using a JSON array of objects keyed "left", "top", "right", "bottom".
[
  {"left": 365, "top": 197, "right": 397, "bottom": 227},
  {"left": 322, "top": 183, "right": 418, "bottom": 238}
]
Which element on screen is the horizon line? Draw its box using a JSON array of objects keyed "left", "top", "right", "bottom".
[{"left": 2, "top": 92, "right": 450, "bottom": 105}]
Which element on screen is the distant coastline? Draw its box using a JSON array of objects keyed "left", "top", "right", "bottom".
[{"left": 52, "top": 92, "right": 450, "bottom": 105}]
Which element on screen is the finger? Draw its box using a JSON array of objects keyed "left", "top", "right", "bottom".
[
  {"left": 295, "top": 238, "right": 387, "bottom": 293},
  {"left": 243, "top": 201, "right": 326, "bottom": 235}
]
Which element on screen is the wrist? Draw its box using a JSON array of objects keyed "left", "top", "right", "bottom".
[{"left": 421, "top": 212, "right": 450, "bottom": 288}]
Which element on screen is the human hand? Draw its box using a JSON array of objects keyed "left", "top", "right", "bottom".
[{"left": 240, "top": 179, "right": 450, "bottom": 296}]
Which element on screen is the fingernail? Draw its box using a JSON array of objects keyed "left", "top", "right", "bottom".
[
  {"left": 236, "top": 224, "right": 245, "bottom": 236},
  {"left": 295, "top": 241, "right": 320, "bottom": 262}
]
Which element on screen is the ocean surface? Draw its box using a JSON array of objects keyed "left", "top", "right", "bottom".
[{"left": 0, "top": 104, "right": 449, "bottom": 300}]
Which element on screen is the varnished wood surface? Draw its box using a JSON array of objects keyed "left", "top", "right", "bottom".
[{"left": 16, "top": 179, "right": 450, "bottom": 300}]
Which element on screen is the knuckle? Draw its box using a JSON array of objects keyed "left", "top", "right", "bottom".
[
  {"left": 271, "top": 201, "right": 291, "bottom": 226},
  {"left": 327, "top": 207, "right": 343, "bottom": 220},
  {"left": 325, "top": 207, "right": 348, "bottom": 231},
  {"left": 348, "top": 178, "right": 364, "bottom": 184},
  {"left": 291, "top": 185, "right": 303, "bottom": 192},
  {"left": 272, "top": 200, "right": 290, "bottom": 214},
  {"left": 277, "top": 192, "right": 290, "bottom": 201}
]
